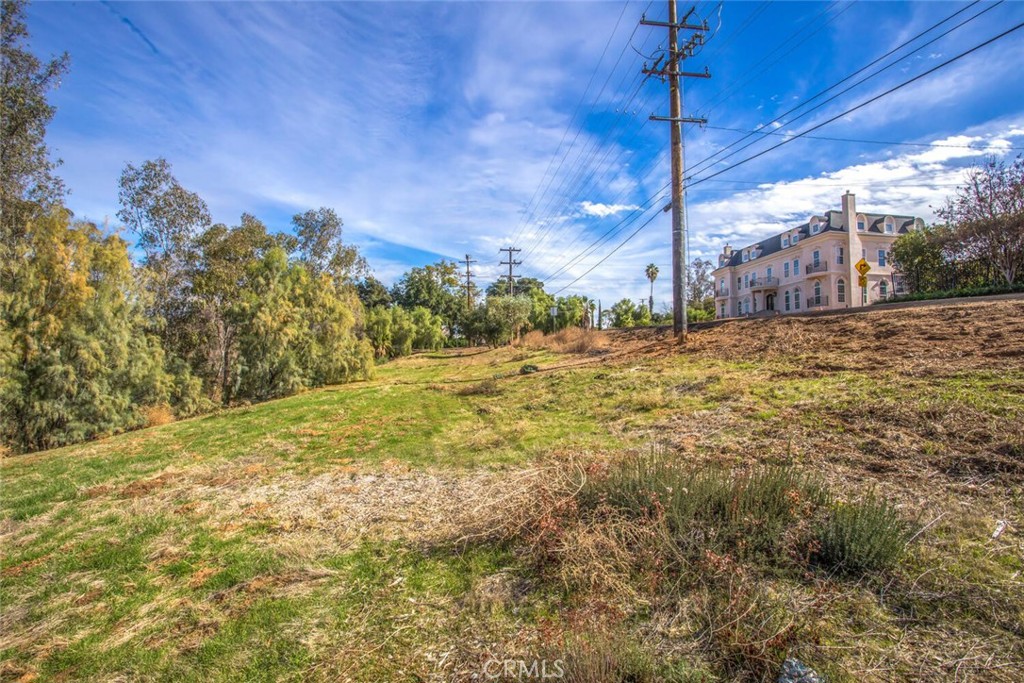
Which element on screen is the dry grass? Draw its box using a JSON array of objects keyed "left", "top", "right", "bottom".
[
  {"left": 519, "top": 328, "right": 610, "bottom": 354},
  {"left": 143, "top": 404, "right": 176, "bottom": 428}
]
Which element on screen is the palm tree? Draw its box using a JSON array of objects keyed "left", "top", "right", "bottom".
[{"left": 645, "top": 263, "right": 659, "bottom": 314}]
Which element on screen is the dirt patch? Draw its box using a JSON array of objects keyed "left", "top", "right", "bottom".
[
  {"left": 120, "top": 472, "right": 178, "bottom": 498},
  {"left": 683, "top": 300, "right": 1024, "bottom": 374}
]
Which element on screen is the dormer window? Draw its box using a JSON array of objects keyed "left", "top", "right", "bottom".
[
  {"left": 811, "top": 222, "right": 820, "bottom": 235},
  {"left": 884, "top": 218, "right": 894, "bottom": 234},
  {"left": 782, "top": 235, "right": 790, "bottom": 248},
  {"left": 857, "top": 214, "right": 866, "bottom": 231},
  {"left": 792, "top": 234, "right": 799, "bottom": 244},
  {"left": 742, "top": 250, "right": 749, "bottom": 263}
]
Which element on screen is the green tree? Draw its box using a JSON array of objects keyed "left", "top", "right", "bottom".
[
  {"left": 117, "top": 158, "right": 211, "bottom": 267},
  {"left": 227, "top": 247, "right": 371, "bottom": 402},
  {"left": 891, "top": 225, "right": 948, "bottom": 294},
  {"left": 392, "top": 260, "right": 461, "bottom": 333},
  {"left": 356, "top": 276, "right": 392, "bottom": 310},
  {"left": 688, "top": 258, "right": 715, "bottom": 314},
  {"left": 0, "top": 0, "right": 70, "bottom": 248},
  {"left": 645, "top": 263, "right": 659, "bottom": 314},
  {"left": 554, "top": 295, "right": 587, "bottom": 330},
  {"left": 485, "top": 295, "right": 532, "bottom": 345},
  {"left": 610, "top": 298, "right": 650, "bottom": 328},
  {"left": 190, "top": 214, "right": 279, "bottom": 401},
  {"left": 410, "top": 306, "right": 444, "bottom": 351},
  {"left": 292, "top": 207, "right": 366, "bottom": 284},
  {"left": 938, "top": 156, "right": 1024, "bottom": 286},
  {"left": 1, "top": 209, "right": 170, "bottom": 453},
  {"left": 389, "top": 306, "right": 416, "bottom": 357},
  {"left": 365, "top": 305, "right": 393, "bottom": 358},
  {"left": 116, "top": 158, "right": 211, "bottom": 360}
]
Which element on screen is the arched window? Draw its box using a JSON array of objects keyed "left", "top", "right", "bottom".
[
  {"left": 880, "top": 280, "right": 888, "bottom": 299},
  {"left": 884, "top": 217, "right": 895, "bottom": 234},
  {"left": 814, "top": 281, "right": 821, "bottom": 299},
  {"left": 794, "top": 289, "right": 801, "bottom": 310},
  {"left": 784, "top": 290, "right": 791, "bottom": 312},
  {"left": 856, "top": 214, "right": 866, "bottom": 231},
  {"left": 837, "top": 279, "right": 846, "bottom": 303}
]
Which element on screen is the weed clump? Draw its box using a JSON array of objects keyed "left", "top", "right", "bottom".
[
  {"left": 458, "top": 378, "right": 501, "bottom": 396},
  {"left": 578, "top": 450, "right": 831, "bottom": 563},
  {"left": 814, "top": 494, "right": 913, "bottom": 575}
]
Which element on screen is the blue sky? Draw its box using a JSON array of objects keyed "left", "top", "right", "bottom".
[{"left": 27, "top": 0, "right": 1024, "bottom": 309}]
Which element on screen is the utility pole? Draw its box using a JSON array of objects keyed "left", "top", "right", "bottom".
[
  {"left": 597, "top": 299, "right": 602, "bottom": 330},
  {"left": 460, "top": 254, "right": 477, "bottom": 310},
  {"left": 499, "top": 247, "right": 522, "bottom": 295},
  {"left": 642, "top": 1, "right": 710, "bottom": 338}
]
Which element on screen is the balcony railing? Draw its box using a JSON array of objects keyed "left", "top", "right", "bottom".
[
  {"left": 806, "top": 294, "right": 830, "bottom": 308},
  {"left": 805, "top": 261, "right": 828, "bottom": 275},
  {"left": 716, "top": 287, "right": 730, "bottom": 297},
  {"left": 749, "top": 276, "right": 779, "bottom": 290}
]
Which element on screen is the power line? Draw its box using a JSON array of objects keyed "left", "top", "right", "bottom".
[
  {"left": 547, "top": 19, "right": 1024, "bottom": 296},
  {"left": 701, "top": 124, "right": 1024, "bottom": 152},
  {"left": 551, "top": 201, "right": 667, "bottom": 296},
  {"left": 499, "top": 247, "right": 522, "bottom": 295},
  {"left": 685, "top": 18, "right": 1024, "bottom": 189},
  {"left": 508, "top": 0, "right": 639, "bottom": 248},
  {"left": 684, "top": 0, "right": 997, "bottom": 181}
]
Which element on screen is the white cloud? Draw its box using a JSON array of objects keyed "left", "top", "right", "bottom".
[{"left": 579, "top": 201, "right": 640, "bottom": 218}]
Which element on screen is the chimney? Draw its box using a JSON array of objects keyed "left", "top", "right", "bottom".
[{"left": 841, "top": 191, "right": 856, "bottom": 228}]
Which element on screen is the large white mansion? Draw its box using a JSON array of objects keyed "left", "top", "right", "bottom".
[{"left": 711, "top": 192, "right": 924, "bottom": 319}]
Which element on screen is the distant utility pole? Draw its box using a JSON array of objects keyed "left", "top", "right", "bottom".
[
  {"left": 460, "top": 254, "right": 477, "bottom": 310},
  {"left": 499, "top": 247, "right": 522, "bottom": 295},
  {"left": 642, "top": 1, "right": 710, "bottom": 338}
]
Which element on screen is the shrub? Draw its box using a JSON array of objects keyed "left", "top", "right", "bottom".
[
  {"left": 579, "top": 450, "right": 830, "bottom": 562},
  {"left": 814, "top": 494, "right": 913, "bottom": 576},
  {"left": 519, "top": 364, "right": 539, "bottom": 375},
  {"left": 457, "top": 378, "right": 501, "bottom": 396}
]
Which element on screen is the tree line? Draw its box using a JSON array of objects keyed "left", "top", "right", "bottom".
[{"left": 891, "top": 156, "right": 1024, "bottom": 298}]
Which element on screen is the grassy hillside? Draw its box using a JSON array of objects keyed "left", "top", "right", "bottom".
[{"left": 2, "top": 301, "right": 1023, "bottom": 681}]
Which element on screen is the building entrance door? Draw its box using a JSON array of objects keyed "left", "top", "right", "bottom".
[{"left": 766, "top": 293, "right": 776, "bottom": 311}]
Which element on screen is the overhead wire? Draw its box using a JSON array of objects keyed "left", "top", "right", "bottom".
[{"left": 547, "top": 16, "right": 1024, "bottom": 296}]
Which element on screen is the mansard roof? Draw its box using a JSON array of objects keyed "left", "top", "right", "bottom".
[{"left": 716, "top": 209, "right": 918, "bottom": 269}]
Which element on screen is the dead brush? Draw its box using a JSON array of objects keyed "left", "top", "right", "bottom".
[
  {"left": 143, "top": 404, "right": 175, "bottom": 428},
  {"left": 457, "top": 378, "right": 501, "bottom": 396},
  {"left": 520, "top": 330, "right": 546, "bottom": 349},
  {"left": 694, "top": 569, "right": 808, "bottom": 683},
  {"left": 548, "top": 327, "right": 608, "bottom": 354}
]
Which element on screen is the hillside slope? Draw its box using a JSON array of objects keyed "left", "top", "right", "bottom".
[{"left": 2, "top": 299, "right": 1022, "bottom": 682}]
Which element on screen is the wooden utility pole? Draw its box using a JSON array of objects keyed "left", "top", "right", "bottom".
[
  {"left": 642, "top": 2, "right": 710, "bottom": 338},
  {"left": 499, "top": 247, "right": 522, "bottom": 295},
  {"left": 460, "top": 254, "right": 477, "bottom": 310}
]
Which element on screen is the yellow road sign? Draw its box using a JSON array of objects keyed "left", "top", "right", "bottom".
[
  {"left": 858, "top": 274, "right": 868, "bottom": 288},
  {"left": 855, "top": 258, "right": 871, "bottom": 276}
]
